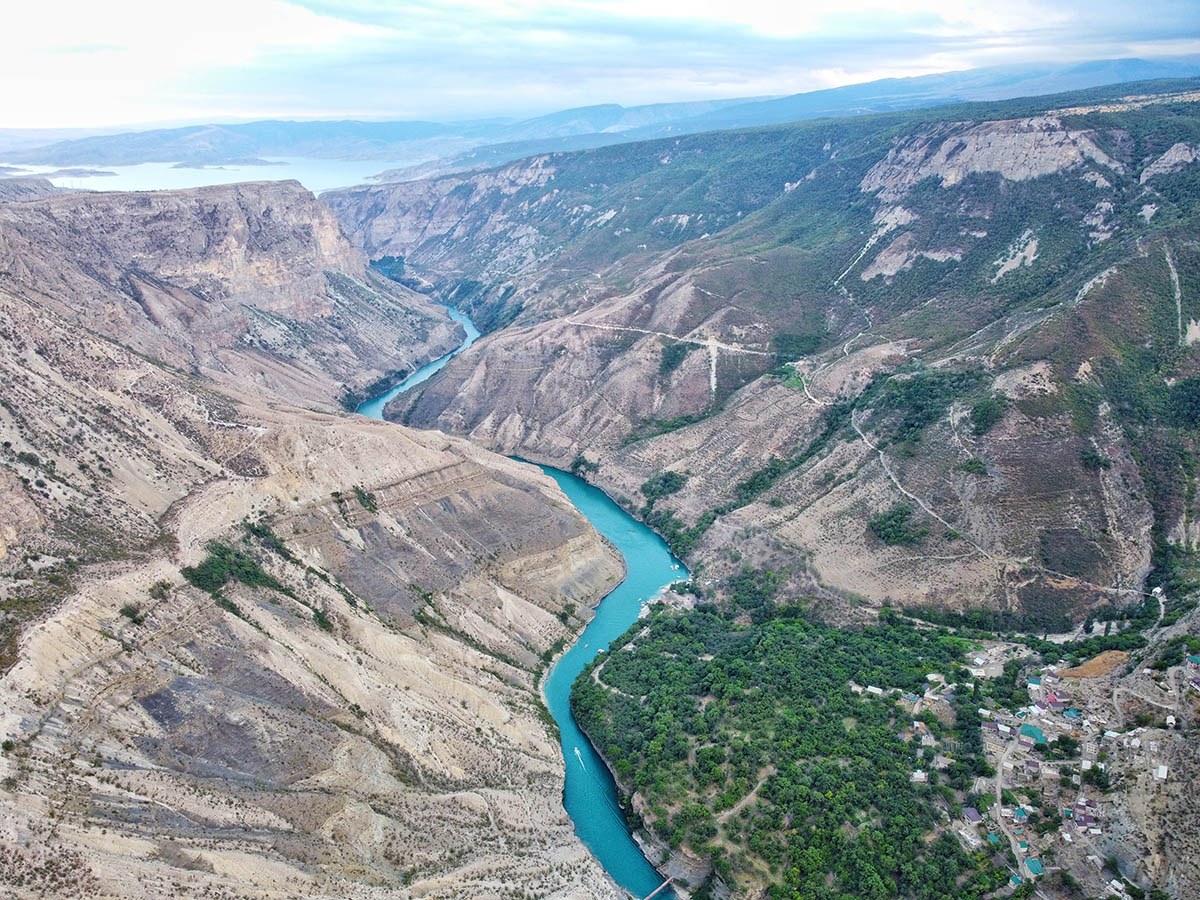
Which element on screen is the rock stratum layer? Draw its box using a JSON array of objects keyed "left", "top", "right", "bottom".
[
  {"left": 0, "top": 180, "right": 462, "bottom": 411},
  {"left": 326, "top": 85, "right": 1200, "bottom": 628},
  {"left": 0, "top": 183, "right": 625, "bottom": 899}
]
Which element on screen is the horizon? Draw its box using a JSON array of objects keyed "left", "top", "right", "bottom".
[{"left": 6, "top": 0, "right": 1200, "bottom": 129}]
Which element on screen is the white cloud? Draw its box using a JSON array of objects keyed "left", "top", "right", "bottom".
[{"left": 1, "top": 0, "right": 1194, "bottom": 126}]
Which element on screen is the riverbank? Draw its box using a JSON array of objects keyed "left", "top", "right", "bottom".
[{"left": 356, "top": 310, "right": 684, "bottom": 899}]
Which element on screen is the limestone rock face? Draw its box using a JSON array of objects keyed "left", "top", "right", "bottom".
[
  {"left": 860, "top": 116, "right": 1123, "bottom": 201},
  {"left": 0, "top": 182, "right": 624, "bottom": 899},
  {"left": 0, "top": 180, "right": 461, "bottom": 409}
]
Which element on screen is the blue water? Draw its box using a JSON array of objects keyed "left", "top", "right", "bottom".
[
  {"left": 355, "top": 307, "right": 480, "bottom": 419},
  {"left": 356, "top": 307, "right": 685, "bottom": 898},
  {"left": 18, "top": 156, "right": 426, "bottom": 194},
  {"left": 538, "top": 464, "right": 686, "bottom": 899}
]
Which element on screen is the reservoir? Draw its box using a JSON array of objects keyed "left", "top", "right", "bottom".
[{"left": 358, "top": 308, "right": 684, "bottom": 899}]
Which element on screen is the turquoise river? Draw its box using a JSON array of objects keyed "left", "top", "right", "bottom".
[{"left": 359, "top": 306, "right": 684, "bottom": 899}]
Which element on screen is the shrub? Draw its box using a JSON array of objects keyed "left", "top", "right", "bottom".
[
  {"left": 659, "top": 341, "right": 693, "bottom": 375},
  {"left": 970, "top": 395, "right": 1006, "bottom": 435},
  {"left": 1081, "top": 448, "right": 1113, "bottom": 471},
  {"left": 181, "top": 542, "right": 294, "bottom": 598},
  {"left": 772, "top": 332, "right": 823, "bottom": 358},
  {"left": 119, "top": 603, "right": 144, "bottom": 625},
  {"left": 868, "top": 504, "right": 929, "bottom": 545},
  {"left": 641, "top": 470, "right": 688, "bottom": 506},
  {"left": 957, "top": 458, "right": 988, "bottom": 475}
]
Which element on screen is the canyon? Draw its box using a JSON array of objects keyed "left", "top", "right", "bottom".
[{"left": 2, "top": 76, "right": 1200, "bottom": 899}]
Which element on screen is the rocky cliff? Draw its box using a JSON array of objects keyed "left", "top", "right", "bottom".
[
  {"left": 0, "top": 181, "right": 461, "bottom": 411},
  {"left": 327, "top": 85, "right": 1200, "bottom": 626},
  {"left": 0, "top": 183, "right": 626, "bottom": 899}
]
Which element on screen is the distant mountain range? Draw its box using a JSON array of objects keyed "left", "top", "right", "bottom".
[{"left": 6, "top": 56, "right": 1200, "bottom": 181}]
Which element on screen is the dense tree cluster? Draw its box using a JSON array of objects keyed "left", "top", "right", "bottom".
[{"left": 572, "top": 604, "right": 1006, "bottom": 899}]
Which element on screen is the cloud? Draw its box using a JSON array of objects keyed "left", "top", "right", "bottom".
[{"left": 3, "top": 0, "right": 1197, "bottom": 126}]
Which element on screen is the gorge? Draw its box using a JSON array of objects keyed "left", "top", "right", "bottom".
[{"left": 3, "top": 74, "right": 1200, "bottom": 900}]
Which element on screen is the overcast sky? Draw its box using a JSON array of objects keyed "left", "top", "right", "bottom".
[{"left": 5, "top": 0, "right": 1200, "bottom": 128}]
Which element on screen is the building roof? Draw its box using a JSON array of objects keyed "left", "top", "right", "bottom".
[
  {"left": 1019, "top": 723, "right": 1047, "bottom": 744},
  {"left": 964, "top": 807, "right": 983, "bottom": 823},
  {"left": 1026, "top": 859, "right": 1044, "bottom": 876}
]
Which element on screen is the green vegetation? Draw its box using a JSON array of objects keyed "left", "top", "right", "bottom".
[
  {"left": 642, "top": 507, "right": 716, "bottom": 558},
  {"left": 118, "top": 603, "right": 144, "bottom": 625},
  {"left": 243, "top": 519, "right": 298, "bottom": 563},
  {"left": 871, "top": 369, "right": 984, "bottom": 446},
  {"left": 772, "top": 331, "right": 823, "bottom": 358},
  {"left": 957, "top": 458, "right": 988, "bottom": 475},
  {"left": 181, "top": 542, "right": 295, "bottom": 599},
  {"left": 969, "top": 395, "right": 1006, "bottom": 435},
  {"left": 868, "top": 504, "right": 929, "bottom": 546},
  {"left": 1080, "top": 448, "right": 1113, "bottom": 471},
  {"left": 353, "top": 484, "right": 379, "bottom": 512},
  {"left": 312, "top": 607, "right": 334, "bottom": 632},
  {"left": 572, "top": 603, "right": 1003, "bottom": 899},
  {"left": 640, "top": 470, "right": 687, "bottom": 508},
  {"left": 570, "top": 454, "right": 600, "bottom": 476},
  {"left": 659, "top": 341, "right": 693, "bottom": 375}
]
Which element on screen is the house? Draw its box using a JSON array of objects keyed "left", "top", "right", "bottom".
[
  {"left": 1167, "top": 715, "right": 1177, "bottom": 728},
  {"left": 1026, "top": 859, "right": 1045, "bottom": 877},
  {"left": 1014, "top": 808, "right": 1029, "bottom": 824},
  {"left": 987, "top": 833, "right": 1001, "bottom": 846},
  {"left": 1187, "top": 654, "right": 1200, "bottom": 670},
  {"left": 1018, "top": 723, "right": 1047, "bottom": 747},
  {"left": 911, "top": 770, "right": 928, "bottom": 783},
  {"left": 964, "top": 807, "right": 983, "bottom": 824},
  {"left": 866, "top": 685, "right": 885, "bottom": 696},
  {"left": 1155, "top": 765, "right": 1168, "bottom": 781}
]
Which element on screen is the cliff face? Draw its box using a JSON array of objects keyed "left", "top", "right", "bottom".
[
  {"left": 326, "top": 90, "right": 1200, "bottom": 625},
  {"left": 0, "top": 183, "right": 625, "bottom": 899},
  {"left": 0, "top": 181, "right": 461, "bottom": 410}
]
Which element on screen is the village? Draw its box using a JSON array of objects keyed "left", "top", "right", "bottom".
[{"left": 855, "top": 638, "right": 1197, "bottom": 898}]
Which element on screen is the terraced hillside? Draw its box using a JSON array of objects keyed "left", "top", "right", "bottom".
[{"left": 327, "top": 80, "right": 1200, "bottom": 627}]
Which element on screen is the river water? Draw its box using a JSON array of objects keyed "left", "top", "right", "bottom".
[
  {"left": 354, "top": 307, "right": 480, "bottom": 419},
  {"left": 357, "top": 308, "right": 684, "bottom": 899}
]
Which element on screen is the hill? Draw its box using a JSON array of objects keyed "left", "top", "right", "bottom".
[{"left": 325, "top": 78, "right": 1200, "bottom": 628}]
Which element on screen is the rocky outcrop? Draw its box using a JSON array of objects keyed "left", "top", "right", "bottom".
[
  {"left": 0, "top": 181, "right": 461, "bottom": 410},
  {"left": 0, "top": 181, "right": 626, "bottom": 899},
  {"left": 859, "top": 115, "right": 1123, "bottom": 201},
  {"left": 1140, "top": 141, "right": 1200, "bottom": 182}
]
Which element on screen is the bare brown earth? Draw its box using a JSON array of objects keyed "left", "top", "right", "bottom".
[
  {"left": 1059, "top": 649, "right": 1131, "bottom": 678},
  {"left": 0, "top": 184, "right": 625, "bottom": 899}
]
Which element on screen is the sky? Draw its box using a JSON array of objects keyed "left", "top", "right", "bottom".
[{"left": 4, "top": 0, "right": 1200, "bottom": 128}]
